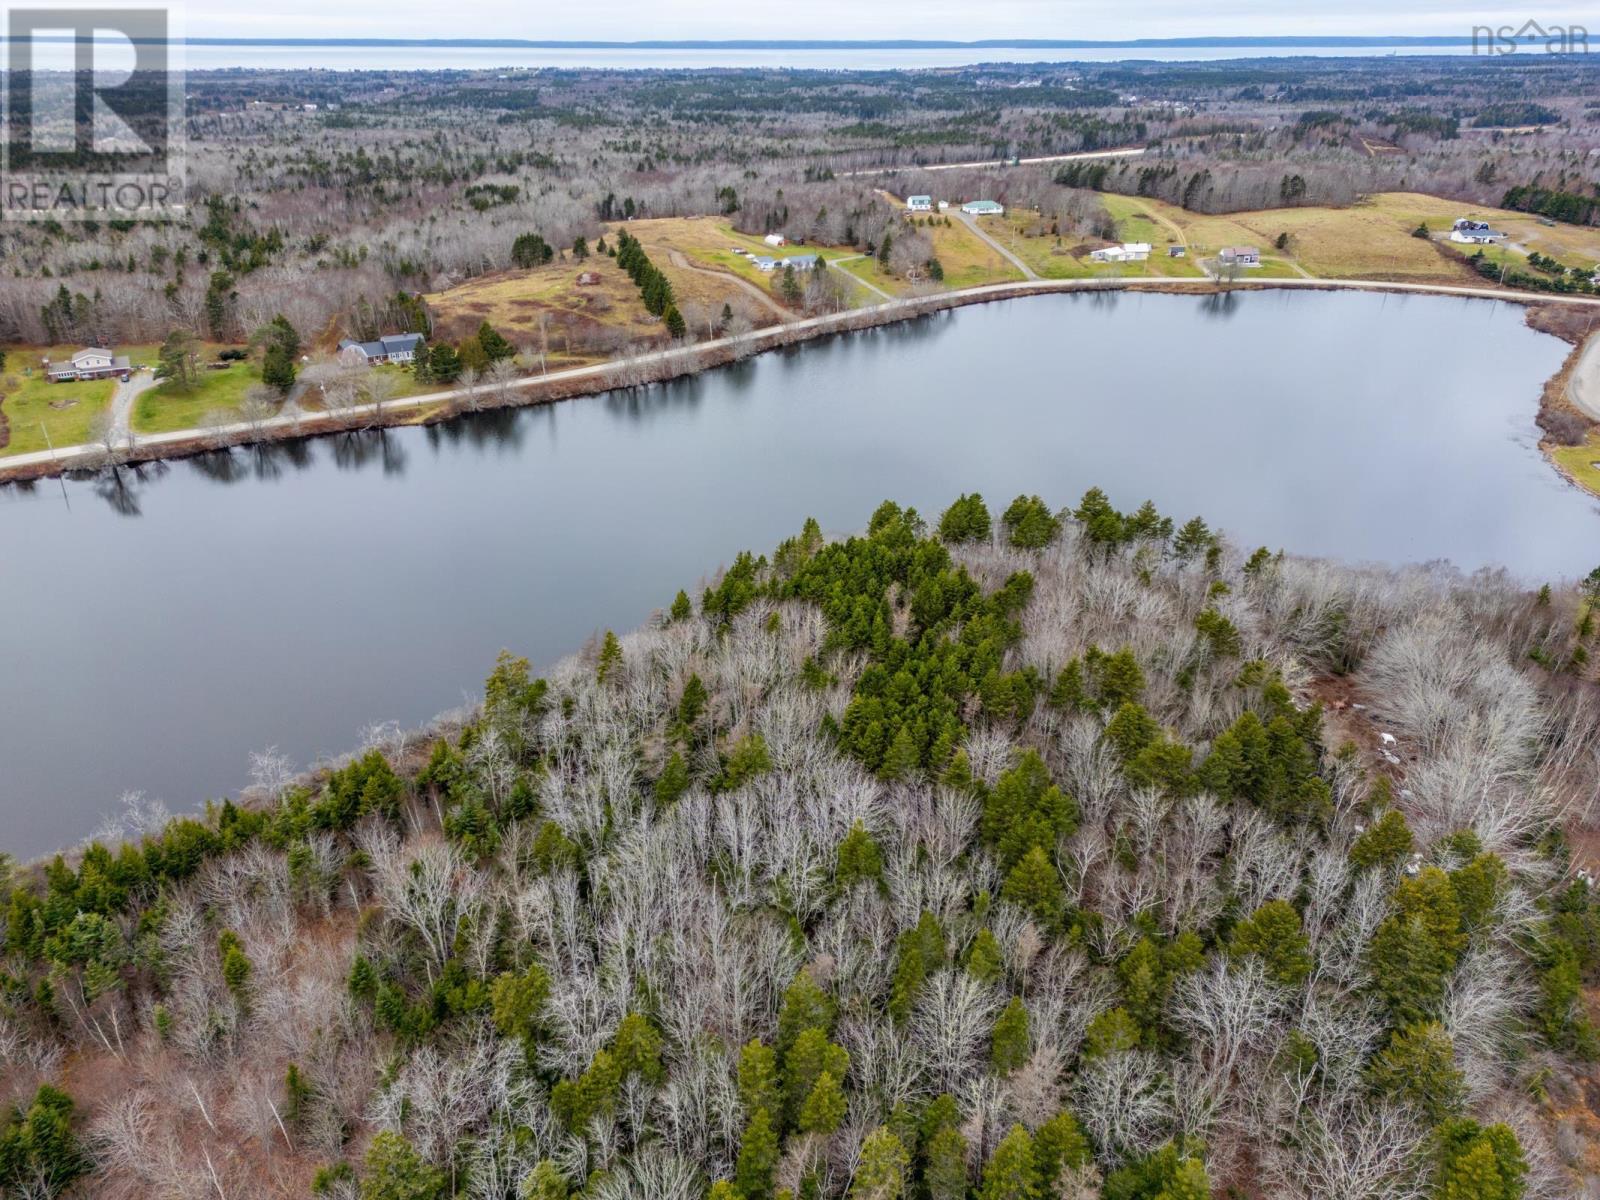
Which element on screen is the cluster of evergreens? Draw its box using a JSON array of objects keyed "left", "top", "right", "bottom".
[
  {"left": 614, "top": 229, "right": 686, "bottom": 337},
  {"left": 3, "top": 493, "right": 1600, "bottom": 1198}
]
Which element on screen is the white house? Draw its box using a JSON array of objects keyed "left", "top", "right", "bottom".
[
  {"left": 961, "top": 200, "right": 1004, "bottom": 216},
  {"left": 1090, "top": 242, "right": 1152, "bottom": 263},
  {"left": 907, "top": 195, "right": 933, "bottom": 212},
  {"left": 1218, "top": 245, "right": 1262, "bottom": 267},
  {"left": 46, "top": 347, "right": 131, "bottom": 382},
  {"left": 763, "top": 234, "right": 787, "bottom": 247},
  {"left": 1449, "top": 227, "right": 1504, "bottom": 245},
  {"left": 337, "top": 332, "right": 425, "bottom": 366},
  {"left": 752, "top": 254, "right": 820, "bottom": 273}
]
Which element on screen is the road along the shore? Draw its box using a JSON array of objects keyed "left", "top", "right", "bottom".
[{"left": 5, "top": 273, "right": 1599, "bottom": 483}]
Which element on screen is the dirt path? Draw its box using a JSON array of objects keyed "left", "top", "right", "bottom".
[
  {"left": 667, "top": 249, "right": 797, "bottom": 323},
  {"left": 956, "top": 212, "right": 1038, "bottom": 281},
  {"left": 108, "top": 372, "right": 157, "bottom": 445},
  {"left": 829, "top": 255, "right": 895, "bottom": 301},
  {"left": 1569, "top": 330, "right": 1600, "bottom": 421}
]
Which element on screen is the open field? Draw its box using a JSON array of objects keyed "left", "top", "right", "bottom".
[
  {"left": 425, "top": 255, "right": 659, "bottom": 352},
  {"left": 1551, "top": 430, "right": 1600, "bottom": 498},
  {"left": 0, "top": 345, "right": 162, "bottom": 457},
  {"left": 133, "top": 359, "right": 262, "bottom": 435}
]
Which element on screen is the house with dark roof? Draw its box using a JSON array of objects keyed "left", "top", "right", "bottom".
[
  {"left": 1218, "top": 245, "right": 1262, "bottom": 267},
  {"left": 337, "top": 333, "right": 425, "bottom": 366},
  {"left": 46, "top": 347, "right": 131, "bottom": 382}
]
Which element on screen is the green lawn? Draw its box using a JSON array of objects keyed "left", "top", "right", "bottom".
[
  {"left": 133, "top": 361, "right": 261, "bottom": 434},
  {"left": 0, "top": 369, "right": 117, "bottom": 457}
]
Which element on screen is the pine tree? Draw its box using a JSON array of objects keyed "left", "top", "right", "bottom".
[
  {"left": 991, "top": 996, "right": 1031, "bottom": 1074},
  {"left": 1228, "top": 900, "right": 1313, "bottom": 987},
  {"left": 361, "top": 1131, "right": 446, "bottom": 1200},
  {"left": 798, "top": 1071, "right": 846, "bottom": 1134},
  {"left": 851, "top": 1127, "right": 910, "bottom": 1200},
  {"left": 738, "top": 1040, "right": 782, "bottom": 1124},
  {"left": 1351, "top": 808, "right": 1414, "bottom": 871},
  {"left": 735, "top": 1108, "right": 780, "bottom": 1200},
  {"left": 663, "top": 304, "right": 687, "bottom": 338},
  {"left": 1368, "top": 1022, "right": 1464, "bottom": 1124},
  {"left": 980, "top": 1126, "right": 1039, "bottom": 1200},
  {"left": 1033, "top": 1111, "right": 1091, "bottom": 1193},
  {"left": 1000, "top": 845, "right": 1066, "bottom": 931},
  {"left": 476, "top": 321, "right": 515, "bottom": 361},
  {"left": 783, "top": 1029, "right": 849, "bottom": 1128},
  {"left": 965, "top": 928, "right": 1004, "bottom": 983},
  {"left": 669, "top": 589, "right": 693, "bottom": 621},
  {"left": 654, "top": 751, "right": 690, "bottom": 806},
  {"left": 596, "top": 630, "right": 623, "bottom": 684},
  {"left": 835, "top": 822, "right": 884, "bottom": 891},
  {"left": 924, "top": 1124, "right": 968, "bottom": 1200},
  {"left": 523, "top": 1161, "right": 569, "bottom": 1200}
]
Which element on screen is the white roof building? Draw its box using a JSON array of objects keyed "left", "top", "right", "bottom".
[{"left": 1090, "top": 242, "right": 1153, "bottom": 263}]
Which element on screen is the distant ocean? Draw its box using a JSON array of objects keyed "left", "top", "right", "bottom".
[{"left": 175, "top": 43, "right": 1486, "bottom": 71}]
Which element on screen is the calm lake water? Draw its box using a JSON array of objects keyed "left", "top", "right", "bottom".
[{"left": 1, "top": 289, "right": 1592, "bottom": 857}]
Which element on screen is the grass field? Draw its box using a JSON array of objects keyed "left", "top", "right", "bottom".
[
  {"left": 0, "top": 344, "right": 166, "bottom": 457},
  {"left": 1551, "top": 431, "right": 1600, "bottom": 499},
  {"left": 425, "top": 255, "right": 658, "bottom": 349},
  {"left": 133, "top": 360, "right": 262, "bottom": 434}
]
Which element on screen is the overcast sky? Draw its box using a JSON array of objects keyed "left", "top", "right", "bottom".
[{"left": 177, "top": 2, "right": 1568, "bottom": 41}]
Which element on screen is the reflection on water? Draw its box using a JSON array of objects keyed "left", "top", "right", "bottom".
[{"left": 1, "top": 289, "right": 1593, "bottom": 856}]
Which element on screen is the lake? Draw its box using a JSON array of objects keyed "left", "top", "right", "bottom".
[{"left": 1, "top": 289, "right": 1593, "bottom": 858}]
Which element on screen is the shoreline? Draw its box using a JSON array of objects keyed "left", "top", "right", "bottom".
[{"left": 4, "top": 274, "right": 1598, "bottom": 488}]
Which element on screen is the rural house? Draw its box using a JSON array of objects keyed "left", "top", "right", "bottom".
[
  {"left": 961, "top": 199, "right": 1004, "bottom": 216},
  {"left": 763, "top": 233, "right": 788, "bottom": 247},
  {"left": 337, "top": 332, "right": 425, "bottom": 366},
  {"left": 1218, "top": 245, "right": 1262, "bottom": 267},
  {"left": 906, "top": 195, "right": 933, "bottom": 212},
  {"left": 1090, "top": 242, "right": 1152, "bottom": 263},
  {"left": 45, "top": 347, "right": 131, "bottom": 382},
  {"left": 753, "top": 254, "right": 820, "bottom": 273},
  {"left": 1449, "top": 225, "right": 1504, "bottom": 245}
]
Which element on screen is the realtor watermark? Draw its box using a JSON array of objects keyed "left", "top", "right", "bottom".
[
  {"left": 1, "top": 6, "right": 185, "bottom": 221},
  {"left": 1472, "top": 18, "right": 1589, "bottom": 54}
]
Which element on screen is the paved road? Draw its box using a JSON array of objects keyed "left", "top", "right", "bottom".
[
  {"left": 9, "top": 272, "right": 1600, "bottom": 479},
  {"left": 955, "top": 211, "right": 1039, "bottom": 281},
  {"left": 1569, "top": 329, "right": 1600, "bottom": 421},
  {"left": 842, "top": 146, "right": 1145, "bottom": 178}
]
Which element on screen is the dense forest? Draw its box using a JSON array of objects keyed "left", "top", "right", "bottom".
[
  {"left": 1, "top": 54, "right": 1596, "bottom": 346},
  {"left": 5, "top": 490, "right": 1600, "bottom": 1199}
]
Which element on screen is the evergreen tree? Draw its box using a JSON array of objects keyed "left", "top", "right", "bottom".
[
  {"left": 738, "top": 1040, "right": 782, "bottom": 1123},
  {"left": 1001, "top": 845, "right": 1066, "bottom": 931},
  {"left": 991, "top": 996, "right": 1031, "bottom": 1074},
  {"left": 523, "top": 1161, "right": 569, "bottom": 1200},
  {"left": 1368, "top": 1022, "right": 1464, "bottom": 1124},
  {"left": 980, "top": 1126, "right": 1039, "bottom": 1200},
  {"left": 1229, "top": 900, "right": 1313, "bottom": 987},
  {"left": 923, "top": 1124, "right": 969, "bottom": 1200},
  {"left": 663, "top": 304, "right": 687, "bottom": 338},
  {"left": 1351, "top": 808, "right": 1414, "bottom": 871},
  {"left": 938, "top": 493, "right": 992, "bottom": 543},
  {"left": 1433, "top": 1119, "right": 1527, "bottom": 1200},
  {"left": 1033, "top": 1111, "right": 1092, "bottom": 1193},
  {"left": 783, "top": 1028, "right": 849, "bottom": 1127},
  {"left": 428, "top": 343, "right": 461, "bottom": 384},
  {"left": 262, "top": 343, "right": 296, "bottom": 393},
  {"left": 1002, "top": 495, "right": 1061, "bottom": 550},
  {"left": 965, "top": 927, "right": 1004, "bottom": 984},
  {"left": 1367, "top": 866, "right": 1467, "bottom": 1025},
  {"left": 596, "top": 630, "right": 623, "bottom": 684},
  {"left": 798, "top": 1071, "right": 846, "bottom": 1134},
  {"left": 851, "top": 1127, "right": 910, "bottom": 1200},
  {"left": 654, "top": 751, "right": 691, "bottom": 806},
  {"left": 735, "top": 1108, "right": 780, "bottom": 1200},
  {"left": 477, "top": 321, "right": 515, "bottom": 362},
  {"left": 360, "top": 1131, "right": 446, "bottom": 1200},
  {"left": 835, "top": 821, "right": 884, "bottom": 891}
]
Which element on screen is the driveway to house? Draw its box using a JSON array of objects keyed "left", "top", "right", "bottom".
[
  {"left": 108, "top": 371, "right": 158, "bottom": 444},
  {"left": 667, "top": 249, "right": 798, "bottom": 324},
  {"left": 1568, "top": 329, "right": 1600, "bottom": 421},
  {"left": 956, "top": 211, "right": 1039, "bottom": 281}
]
